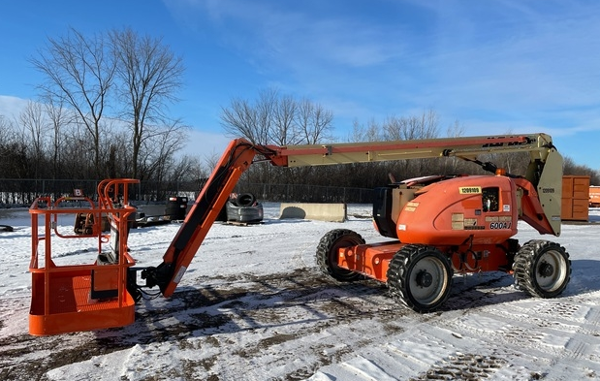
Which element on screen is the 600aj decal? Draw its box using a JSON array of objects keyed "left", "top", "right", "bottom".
[{"left": 489, "top": 222, "right": 512, "bottom": 229}]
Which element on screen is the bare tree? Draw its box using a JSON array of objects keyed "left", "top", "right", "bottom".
[
  {"left": 0, "top": 115, "right": 9, "bottom": 146},
  {"left": 220, "top": 89, "right": 334, "bottom": 146},
  {"left": 30, "top": 27, "right": 116, "bottom": 178},
  {"left": 220, "top": 89, "right": 335, "bottom": 185},
  {"left": 446, "top": 120, "right": 465, "bottom": 138},
  {"left": 221, "top": 98, "right": 261, "bottom": 143},
  {"left": 255, "top": 89, "right": 275, "bottom": 144},
  {"left": 44, "top": 98, "right": 71, "bottom": 179},
  {"left": 563, "top": 156, "right": 600, "bottom": 184},
  {"left": 296, "top": 99, "right": 333, "bottom": 144},
  {"left": 138, "top": 121, "right": 187, "bottom": 183},
  {"left": 0, "top": 116, "right": 14, "bottom": 176},
  {"left": 103, "top": 128, "right": 131, "bottom": 178},
  {"left": 19, "top": 101, "right": 47, "bottom": 178},
  {"left": 382, "top": 110, "right": 439, "bottom": 141},
  {"left": 379, "top": 111, "right": 441, "bottom": 179},
  {"left": 169, "top": 155, "right": 206, "bottom": 188},
  {"left": 272, "top": 93, "right": 300, "bottom": 145},
  {"left": 220, "top": 89, "right": 278, "bottom": 144},
  {"left": 0, "top": 115, "right": 30, "bottom": 179},
  {"left": 110, "top": 28, "right": 186, "bottom": 179},
  {"left": 348, "top": 118, "right": 382, "bottom": 142}
]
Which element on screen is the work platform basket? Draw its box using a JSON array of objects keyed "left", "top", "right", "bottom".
[{"left": 28, "top": 179, "right": 139, "bottom": 336}]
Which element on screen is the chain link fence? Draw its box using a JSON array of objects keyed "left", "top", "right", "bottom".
[{"left": 0, "top": 178, "right": 374, "bottom": 206}]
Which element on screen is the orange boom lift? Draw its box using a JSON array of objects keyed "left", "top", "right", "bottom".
[{"left": 28, "top": 133, "right": 570, "bottom": 335}]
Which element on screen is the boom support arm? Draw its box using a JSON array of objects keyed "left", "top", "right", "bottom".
[
  {"left": 143, "top": 139, "right": 259, "bottom": 296},
  {"left": 143, "top": 133, "right": 561, "bottom": 297}
]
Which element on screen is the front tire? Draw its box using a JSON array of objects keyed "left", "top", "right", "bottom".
[
  {"left": 316, "top": 229, "right": 364, "bottom": 282},
  {"left": 387, "top": 245, "right": 453, "bottom": 313},
  {"left": 513, "top": 240, "right": 571, "bottom": 298}
]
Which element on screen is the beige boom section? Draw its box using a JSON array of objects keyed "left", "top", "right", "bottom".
[{"left": 279, "top": 202, "right": 347, "bottom": 222}]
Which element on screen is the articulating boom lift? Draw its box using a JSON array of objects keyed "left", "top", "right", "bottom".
[{"left": 28, "top": 133, "right": 570, "bottom": 335}]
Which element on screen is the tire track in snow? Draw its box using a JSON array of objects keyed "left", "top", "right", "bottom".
[
  {"left": 306, "top": 278, "right": 600, "bottom": 381},
  {"left": 440, "top": 297, "right": 600, "bottom": 380}
]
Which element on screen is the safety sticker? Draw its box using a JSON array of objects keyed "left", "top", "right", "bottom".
[
  {"left": 404, "top": 202, "right": 419, "bottom": 212},
  {"left": 451, "top": 213, "right": 463, "bottom": 230},
  {"left": 173, "top": 266, "right": 187, "bottom": 284},
  {"left": 452, "top": 213, "right": 464, "bottom": 221},
  {"left": 463, "top": 218, "right": 478, "bottom": 226},
  {"left": 485, "top": 216, "right": 512, "bottom": 222}
]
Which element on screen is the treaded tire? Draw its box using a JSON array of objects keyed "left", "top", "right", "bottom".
[
  {"left": 316, "top": 229, "right": 364, "bottom": 282},
  {"left": 513, "top": 240, "right": 571, "bottom": 298},
  {"left": 387, "top": 244, "right": 453, "bottom": 313}
]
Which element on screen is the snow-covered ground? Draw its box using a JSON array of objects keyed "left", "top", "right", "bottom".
[{"left": 1, "top": 203, "right": 600, "bottom": 380}]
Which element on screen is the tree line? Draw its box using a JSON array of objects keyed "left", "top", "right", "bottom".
[{"left": 1, "top": 26, "right": 598, "bottom": 203}]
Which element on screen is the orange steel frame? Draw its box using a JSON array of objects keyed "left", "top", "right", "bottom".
[
  {"left": 28, "top": 179, "right": 139, "bottom": 336},
  {"left": 336, "top": 241, "right": 513, "bottom": 283}
]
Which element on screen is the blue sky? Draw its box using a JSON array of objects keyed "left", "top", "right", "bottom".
[{"left": 1, "top": 0, "right": 599, "bottom": 168}]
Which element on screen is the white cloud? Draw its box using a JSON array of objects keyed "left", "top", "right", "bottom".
[
  {"left": 181, "top": 128, "right": 231, "bottom": 162},
  {"left": 0, "top": 95, "right": 29, "bottom": 121}
]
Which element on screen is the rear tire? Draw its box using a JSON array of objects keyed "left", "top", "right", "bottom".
[
  {"left": 513, "top": 240, "right": 571, "bottom": 298},
  {"left": 316, "top": 229, "right": 364, "bottom": 282},
  {"left": 387, "top": 245, "right": 452, "bottom": 313}
]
